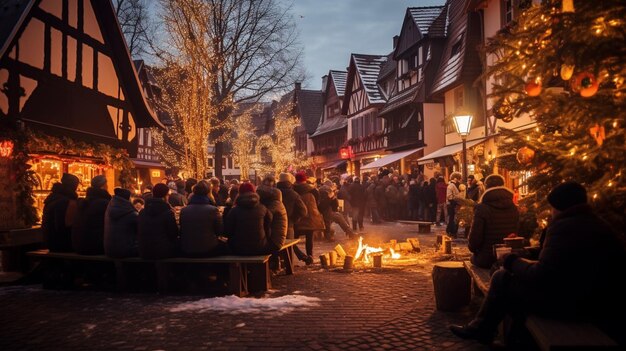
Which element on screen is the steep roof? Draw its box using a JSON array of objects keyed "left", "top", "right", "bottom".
[
  {"left": 408, "top": 6, "right": 446, "bottom": 36},
  {"left": 311, "top": 116, "right": 347, "bottom": 138},
  {"left": 329, "top": 70, "right": 347, "bottom": 97},
  {"left": 352, "top": 54, "right": 387, "bottom": 104},
  {"left": 297, "top": 89, "right": 323, "bottom": 135},
  {"left": 378, "top": 82, "right": 422, "bottom": 117},
  {"left": 377, "top": 52, "right": 396, "bottom": 82}
]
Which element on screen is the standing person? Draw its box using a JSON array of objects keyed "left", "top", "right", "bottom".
[
  {"left": 348, "top": 177, "right": 366, "bottom": 231},
  {"left": 72, "top": 175, "right": 111, "bottom": 255},
  {"left": 467, "top": 174, "right": 520, "bottom": 269},
  {"left": 449, "top": 182, "right": 626, "bottom": 346},
  {"left": 141, "top": 184, "right": 153, "bottom": 200},
  {"left": 224, "top": 182, "right": 274, "bottom": 255},
  {"left": 385, "top": 178, "right": 400, "bottom": 221},
  {"left": 337, "top": 178, "right": 352, "bottom": 223},
  {"left": 408, "top": 180, "right": 420, "bottom": 220},
  {"left": 42, "top": 173, "right": 80, "bottom": 252},
  {"left": 446, "top": 172, "right": 463, "bottom": 237},
  {"left": 319, "top": 181, "right": 355, "bottom": 240},
  {"left": 435, "top": 176, "right": 448, "bottom": 225},
  {"left": 138, "top": 183, "right": 179, "bottom": 259},
  {"left": 167, "top": 181, "right": 187, "bottom": 207},
  {"left": 293, "top": 172, "right": 325, "bottom": 264},
  {"left": 104, "top": 188, "right": 139, "bottom": 258},
  {"left": 375, "top": 177, "right": 388, "bottom": 221},
  {"left": 184, "top": 178, "right": 198, "bottom": 198},
  {"left": 257, "top": 175, "right": 288, "bottom": 250},
  {"left": 366, "top": 177, "right": 381, "bottom": 224},
  {"left": 276, "top": 173, "right": 309, "bottom": 262},
  {"left": 466, "top": 175, "right": 484, "bottom": 202},
  {"left": 209, "top": 178, "right": 223, "bottom": 206},
  {"left": 179, "top": 180, "right": 228, "bottom": 257},
  {"left": 426, "top": 178, "right": 438, "bottom": 222}
]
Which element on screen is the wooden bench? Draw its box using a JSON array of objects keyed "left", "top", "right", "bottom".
[
  {"left": 462, "top": 261, "right": 619, "bottom": 349},
  {"left": 28, "top": 239, "right": 300, "bottom": 297}
]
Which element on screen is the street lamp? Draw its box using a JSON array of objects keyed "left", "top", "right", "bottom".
[{"left": 452, "top": 112, "right": 473, "bottom": 183}]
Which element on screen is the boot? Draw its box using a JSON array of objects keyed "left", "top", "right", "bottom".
[{"left": 449, "top": 293, "right": 503, "bottom": 345}]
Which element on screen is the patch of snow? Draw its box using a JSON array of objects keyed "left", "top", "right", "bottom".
[
  {"left": 169, "top": 295, "right": 321, "bottom": 315},
  {"left": 292, "top": 290, "right": 302, "bottom": 294},
  {"left": 235, "top": 323, "right": 246, "bottom": 328}
]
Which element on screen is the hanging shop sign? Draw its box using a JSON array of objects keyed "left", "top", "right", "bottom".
[{"left": 339, "top": 146, "right": 353, "bottom": 160}]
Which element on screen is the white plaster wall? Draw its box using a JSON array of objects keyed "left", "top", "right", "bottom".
[{"left": 423, "top": 103, "right": 445, "bottom": 155}]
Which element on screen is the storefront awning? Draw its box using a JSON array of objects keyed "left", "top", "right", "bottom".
[
  {"left": 132, "top": 159, "right": 165, "bottom": 168},
  {"left": 361, "top": 147, "right": 424, "bottom": 171},
  {"left": 320, "top": 159, "right": 347, "bottom": 170},
  {"left": 417, "top": 138, "right": 486, "bottom": 165}
]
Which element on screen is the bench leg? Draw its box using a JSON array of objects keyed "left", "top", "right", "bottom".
[
  {"left": 155, "top": 262, "right": 170, "bottom": 293},
  {"left": 229, "top": 263, "right": 247, "bottom": 297},
  {"left": 114, "top": 261, "right": 126, "bottom": 291},
  {"left": 280, "top": 247, "right": 295, "bottom": 275},
  {"left": 248, "top": 262, "right": 271, "bottom": 293}
]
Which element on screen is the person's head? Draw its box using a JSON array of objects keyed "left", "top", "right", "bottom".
[
  {"left": 262, "top": 174, "right": 275, "bottom": 187},
  {"left": 175, "top": 179, "right": 185, "bottom": 194},
  {"left": 114, "top": 187, "right": 131, "bottom": 201},
  {"left": 185, "top": 178, "right": 197, "bottom": 194},
  {"left": 132, "top": 197, "right": 145, "bottom": 211},
  {"left": 209, "top": 177, "right": 220, "bottom": 191},
  {"left": 193, "top": 180, "right": 211, "bottom": 196},
  {"left": 230, "top": 179, "right": 240, "bottom": 186},
  {"left": 353, "top": 177, "right": 360, "bottom": 184},
  {"left": 437, "top": 176, "right": 444, "bottom": 183},
  {"left": 547, "top": 181, "right": 587, "bottom": 217},
  {"left": 144, "top": 183, "right": 153, "bottom": 193},
  {"left": 449, "top": 172, "right": 462, "bottom": 183},
  {"left": 152, "top": 183, "right": 170, "bottom": 199},
  {"left": 278, "top": 172, "right": 293, "bottom": 185},
  {"left": 61, "top": 173, "right": 80, "bottom": 192},
  {"left": 468, "top": 174, "right": 476, "bottom": 185},
  {"left": 295, "top": 172, "right": 307, "bottom": 184},
  {"left": 91, "top": 175, "right": 107, "bottom": 190},
  {"left": 239, "top": 182, "right": 256, "bottom": 195},
  {"left": 484, "top": 174, "right": 505, "bottom": 189},
  {"left": 167, "top": 181, "right": 178, "bottom": 193}
]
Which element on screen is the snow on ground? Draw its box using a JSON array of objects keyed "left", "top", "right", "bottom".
[{"left": 169, "top": 294, "right": 322, "bottom": 315}]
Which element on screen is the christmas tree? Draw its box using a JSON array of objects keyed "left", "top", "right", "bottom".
[{"left": 484, "top": 0, "right": 625, "bottom": 237}]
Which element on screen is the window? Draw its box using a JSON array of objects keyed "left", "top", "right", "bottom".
[
  {"left": 208, "top": 158, "right": 214, "bottom": 167},
  {"left": 222, "top": 157, "right": 227, "bottom": 169},
  {"left": 503, "top": 0, "right": 514, "bottom": 25},
  {"left": 139, "top": 129, "right": 144, "bottom": 145},
  {"left": 451, "top": 36, "right": 463, "bottom": 57},
  {"left": 147, "top": 130, "right": 152, "bottom": 147}
]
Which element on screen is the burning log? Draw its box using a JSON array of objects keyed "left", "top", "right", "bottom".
[
  {"left": 334, "top": 244, "right": 347, "bottom": 258},
  {"left": 407, "top": 238, "right": 421, "bottom": 253}
]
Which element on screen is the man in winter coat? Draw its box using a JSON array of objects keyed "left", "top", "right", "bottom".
[
  {"left": 138, "top": 183, "right": 179, "bottom": 259},
  {"left": 366, "top": 177, "right": 381, "bottom": 224},
  {"left": 374, "top": 177, "right": 388, "bottom": 221},
  {"left": 71, "top": 175, "right": 112, "bottom": 254},
  {"left": 435, "top": 177, "right": 448, "bottom": 225},
  {"left": 408, "top": 180, "right": 420, "bottom": 220},
  {"left": 319, "top": 181, "right": 355, "bottom": 240},
  {"left": 167, "top": 181, "right": 187, "bottom": 207},
  {"left": 224, "top": 182, "right": 274, "bottom": 255},
  {"left": 293, "top": 172, "right": 325, "bottom": 264},
  {"left": 446, "top": 172, "right": 463, "bottom": 237},
  {"left": 104, "top": 188, "right": 139, "bottom": 258},
  {"left": 178, "top": 180, "right": 228, "bottom": 257},
  {"left": 425, "top": 178, "right": 438, "bottom": 222},
  {"left": 42, "top": 173, "right": 80, "bottom": 252},
  {"left": 467, "top": 174, "right": 519, "bottom": 268},
  {"left": 348, "top": 177, "right": 366, "bottom": 231},
  {"left": 450, "top": 182, "right": 626, "bottom": 345},
  {"left": 257, "top": 176, "right": 288, "bottom": 250},
  {"left": 276, "top": 173, "right": 309, "bottom": 262},
  {"left": 466, "top": 175, "right": 485, "bottom": 202}
]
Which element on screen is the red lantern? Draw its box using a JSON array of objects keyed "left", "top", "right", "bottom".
[
  {"left": 0, "top": 140, "right": 14, "bottom": 158},
  {"left": 339, "top": 146, "right": 352, "bottom": 160}
]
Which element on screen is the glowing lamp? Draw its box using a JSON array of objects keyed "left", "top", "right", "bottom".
[{"left": 0, "top": 140, "right": 14, "bottom": 158}]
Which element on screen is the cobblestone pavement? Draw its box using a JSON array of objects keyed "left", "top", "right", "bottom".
[{"left": 0, "top": 222, "right": 489, "bottom": 351}]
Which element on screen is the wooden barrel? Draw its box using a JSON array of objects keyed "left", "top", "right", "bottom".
[{"left": 432, "top": 261, "right": 471, "bottom": 311}]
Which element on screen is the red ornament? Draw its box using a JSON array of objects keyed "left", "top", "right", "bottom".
[
  {"left": 525, "top": 81, "right": 542, "bottom": 96},
  {"left": 516, "top": 147, "right": 535, "bottom": 165},
  {"left": 571, "top": 72, "right": 599, "bottom": 97}
]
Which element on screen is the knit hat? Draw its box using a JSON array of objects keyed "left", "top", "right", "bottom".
[
  {"left": 484, "top": 174, "right": 505, "bottom": 189},
  {"left": 547, "top": 182, "right": 587, "bottom": 211},
  {"left": 153, "top": 183, "right": 170, "bottom": 198},
  {"left": 167, "top": 181, "right": 177, "bottom": 191},
  {"left": 114, "top": 188, "right": 131, "bottom": 200},
  {"left": 91, "top": 175, "right": 107, "bottom": 189},
  {"left": 295, "top": 172, "right": 307, "bottom": 183},
  {"left": 278, "top": 172, "right": 293, "bottom": 184},
  {"left": 61, "top": 173, "right": 80, "bottom": 191},
  {"left": 239, "top": 182, "right": 256, "bottom": 194}
]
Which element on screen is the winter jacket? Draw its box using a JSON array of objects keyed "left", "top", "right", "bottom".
[
  {"left": 366, "top": 182, "right": 377, "bottom": 207},
  {"left": 179, "top": 194, "right": 223, "bottom": 257},
  {"left": 224, "top": 192, "right": 273, "bottom": 255},
  {"left": 446, "top": 181, "right": 461, "bottom": 205},
  {"left": 138, "top": 198, "right": 179, "bottom": 259},
  {"left": 257, "top": 185, "right": 288, "bottom": 249},
  {"left": 71, "top": 187, "right": 111, "bottom": 255},
  {"left": 104, "top": 195, "right": 139, "bottom": 258},
  {"left": 385, "top": 184, "right": 400, "bottom": 204},
  {"left": 348, "top": 183, "right": 366, "bottom": 208},
  {"left": 426, "top": 179, "right": 438, "bottom": 208},
  {"left": 317, "top": 185, "right": 334, "bottom": 214},
  {"left": 276, "top": 181, "right": 307, "bottom": 230},
  {"left": 168, "top": 191, "right": 188, "bottom": 207},
  {"left": 408, "top": 183, "right": 420, "bottom": 204},
  {"left": 468, "top": 186, "right": 519, "bottom": 268},
  {"left": 293, "top": 182, "right": 325, "bottom": 231},
  {"left": 374, "top": 183, "right": 387, "bottom": 207},
  {"left": 435, "top": 181, "right": 447, "bottom": 204},
  {"left": 42, "top": 183, "right": 78, "bottom": 252}
]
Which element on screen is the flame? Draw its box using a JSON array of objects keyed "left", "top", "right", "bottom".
[{"left": 354, "top": 236, "right": 400, "bottom": 263}]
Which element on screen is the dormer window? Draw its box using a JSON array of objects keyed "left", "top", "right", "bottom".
[{"left": 451, "top": 35, "right": 464, "bottom": 57}]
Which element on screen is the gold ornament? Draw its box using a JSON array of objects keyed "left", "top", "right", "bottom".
[
  {"left": 525, "top": 80, "right": 542, "bottom": 97},
  {"left": 589, "top": 124, "right": 606, "bottom": 146},
  {"left": 516, "top": 147, "right": 535, "bottom": 165},
  {"left": 560, "top": 64, "right": 575, "bottom": 80},
  {"left": 571, "top": 72, "right": 599, "bottom": 97}
]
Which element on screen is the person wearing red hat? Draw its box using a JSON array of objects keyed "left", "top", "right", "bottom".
[
  {"left": 224, "top": 182, "right": 275, "bottom": 255},
  {"left": 293, "top": 172, "right": 325, "bottom": 265}
]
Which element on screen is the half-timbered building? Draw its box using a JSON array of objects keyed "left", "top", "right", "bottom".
[
  {"left": 0, "top": 0, "right": 162, "bottom": 221},
  {"left": 342, "top": 54, "right": 388, "bottom": 175},
  {"left": 310, "top": 70, "right": 348, "bottom": 178}
]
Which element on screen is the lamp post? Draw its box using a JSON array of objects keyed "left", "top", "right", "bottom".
[{"left": 452, "top": 113, "right": 473, "bottom": 183}]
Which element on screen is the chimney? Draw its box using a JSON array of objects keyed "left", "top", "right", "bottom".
[
  {"left": 393, "top": 35, "right": 399, "bottom": 49},
  {"left": 321, "top": 75, "right": 328, "bottom": 92},
  {"left": 295, "top": 82, "right": 301, "bottom": 92}
]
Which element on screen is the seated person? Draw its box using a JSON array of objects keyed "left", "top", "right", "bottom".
[
  {"left": 42, "top": 173, "right": 80, "bottom": 252},
  {"left": 138, "top": 183, "right": 179, "bottom": 259},
  {"left": 72, "top": 175, "right": 111, "bottom": 255},
  {"left": 179, "top": 180, "right": 228, "bottom": 257},
  {"left": 224, "top": 182, "right": 273, "bottom": 255},
  {"left": 104, "top": 188, "right": 139, "bottom": 258},
  {"left": 450, "top": 182, "right": 626, "bottom": 346},
  {"left": 467, "top": 174, "right": 519, "bottom": 268}
]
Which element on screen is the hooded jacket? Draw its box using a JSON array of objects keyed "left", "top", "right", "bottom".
[
  {"left": 104, "top": 195, "right": 139, "bottom": 258},
  {"left": 293, "top": 182, "right": 325, "bottom": 231},
  {"left": 224, "top": 192, "right": 273, "bottom": 255},
  {"left": 276, "top": 181, "right": 307, "bottom": 238},
  {"left": 468, "top": 186, "right": 520, "bottom": 268},
  {"left": 257, "top": 185, "right": 288, "bottom": 249},
  {"left": 138, "top": 198, "right": 179, "bottom": 259},
  {"left": 71, "top": 187, "right": 111, "bottom": 255},
  {"left": 179, "top": 194, "right": 223, "bottom": 257},
  {"left": 42, "top": 183, "right": 78, "bottom": 252}
]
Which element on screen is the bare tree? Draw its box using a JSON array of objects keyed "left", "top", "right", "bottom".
[
  {"left": 159, "top": 0, "right": 304, "bottom": 178},
  {"left": 114, "top": 0, "right": 153, "bottom": 58}
]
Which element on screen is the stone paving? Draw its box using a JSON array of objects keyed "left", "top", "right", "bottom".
[{"left": 0, "top": 222, "right": 490, "bottom": 351}]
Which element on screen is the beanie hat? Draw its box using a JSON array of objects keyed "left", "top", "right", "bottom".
[
  {"left": 239, "top": 182, "right": 256, "bottom": 194},
  {"left": 114, "top": 188, "right": 131, "bottom": 200},
  {"left": 61, "top": 173, "right": 80, "bottom": 191},
  {"left": 484, "top": 174, "right": 505, "bottom": 189},
  {"left": 295, "top": 172, "right": 307, "bottom": 183},
  {"left": 278, "top": 172, "right": 293, "bottom": 184},
  {"left": 167, "top": 181, "right": 178, "bottom": 191},
  {"left": 547, "top": 181, "right": 587, "bottom": 211},
  {"left": 153, "top": 183, "right": 170, "bottom": 198},
  {"left": 91, "top": 175, "right": 107, "bottom": 189}
]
